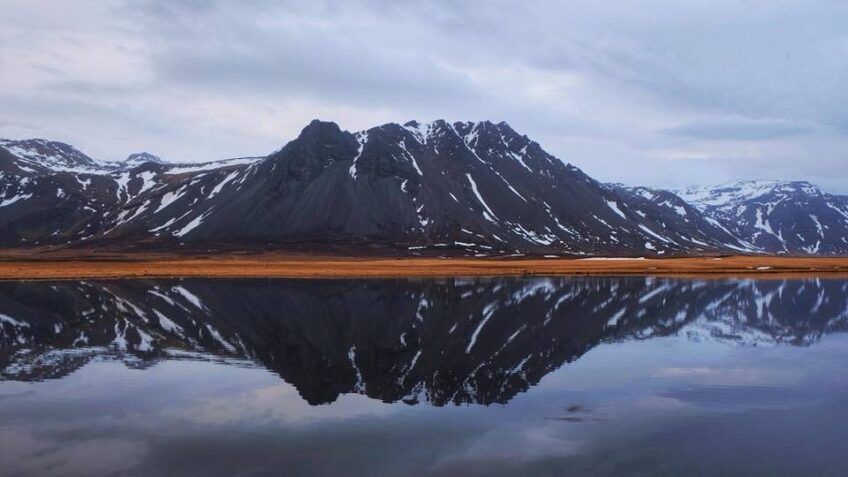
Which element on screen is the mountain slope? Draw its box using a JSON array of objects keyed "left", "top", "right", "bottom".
[
  {"left": 0, "top": 138, "right": 262, "bottom": 246},
  {"left": 93, "top": 120, "right": 752, "bottom": 255},
  {"left": 675, "top": 180, "right": 848, "bottom": 254},
  {"left": 608, "top": 184, "right": 756, "bottom": 253},
  {"left": 2, "top": 123, "right": 844, "bottom": 255}
]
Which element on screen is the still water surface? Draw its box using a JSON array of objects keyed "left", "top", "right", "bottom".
[{"left": 1, "top": 277, "right": 847, "bottom": 476}]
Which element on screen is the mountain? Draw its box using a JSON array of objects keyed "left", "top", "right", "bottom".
[
  {"left": 0, "top": 138, "right": 108, "bottom": 173},
  {"left": 105, "top": 119, "right": 756, "bottom": 255},
  {"left": 122, "top": 152, "right": 166, "bottom": 168},
  {"left": 0, "top": 121, "right": 761, "bottom": 255},
  {"left": 674, "top": 180, "right": 848, "bottom": 255},
  {"left": 607, "top": 184, "right": 756, "bottom": 253},
  {"left": 1, "top": 123, "right": 845, "bottom": 255},
  {"left": 2, "top": 277, "right": 846, "bottom": 404},
  {"left": 0, "top": 137, "right": 262, "bottom": 246}
]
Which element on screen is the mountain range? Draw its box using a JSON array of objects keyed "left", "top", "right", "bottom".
[{"left": 1, "top": 121, "right": 846, "bottom": 256}]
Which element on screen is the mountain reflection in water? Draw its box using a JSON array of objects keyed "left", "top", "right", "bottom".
[{"left": 2, "top": 277, "right": 846, "bottom": 406}]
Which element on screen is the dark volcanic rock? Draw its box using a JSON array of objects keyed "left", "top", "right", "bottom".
[
  {"left": 2, "top": 123, "right": 846, "bottom": 255},
  {"left": 98, "top": 120, "right": 754, "bottom": 255}
]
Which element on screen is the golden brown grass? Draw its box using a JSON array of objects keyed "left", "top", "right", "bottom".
[{"left": 0, "top": 250, "right": 846, "bottom": 280}]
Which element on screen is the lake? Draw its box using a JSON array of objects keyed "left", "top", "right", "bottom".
[{"left": 1, "top": 277, "right": 847, "bottom": 476}]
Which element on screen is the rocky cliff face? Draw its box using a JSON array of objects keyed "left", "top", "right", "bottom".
[
  {"left": 2, "top": 123, "right": 846, "bottom": 255},
  {"left": 0, "top": 121, "right": 760, "bottom": 255}
]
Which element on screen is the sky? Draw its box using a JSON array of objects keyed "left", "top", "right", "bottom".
[{"left": 1, "top": 0, "right": 847, "bottom": 192}]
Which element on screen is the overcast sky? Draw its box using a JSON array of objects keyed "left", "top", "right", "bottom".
[{"left": 1, "top": 0, "right": 847, "bottom": 192}]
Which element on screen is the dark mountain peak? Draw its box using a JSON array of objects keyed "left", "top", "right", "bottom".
[
  {"left": 284, "top": 119, "right": 351, "bottom": 149},
  {"left": 368, "top": 122, "right": 407, "bottom": 136},
  {"left": 494, "top": 121, "right": 522, "bottom": 138},
  {"left": 455, "top": 121, "right": 526, "bottom": 150},
  {"left": 265, "top": 120, "right": 357, "bottom": 177},
  {"left": 453, "top": 120, "right": 488, "bottom": 133},
  {"left": 299, "top": 119, "right": 344, "bottom": 137},
  {"left": 455, "top": 120, "right": 494, "bottom": 128},
  {"left": 452, "top": 121, "right": 511, "bottom": 148},
  {"left": 398, "top": 120, "right": 454, "bottom": 145}
]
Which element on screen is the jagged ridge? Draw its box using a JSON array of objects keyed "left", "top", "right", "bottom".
[{"left": 1, "top": 122, "right": 846, "bottom": 255}]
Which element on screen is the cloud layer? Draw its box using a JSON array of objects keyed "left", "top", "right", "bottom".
[{"left": 1, "top": 0, "right": 847, "bottom": 191}]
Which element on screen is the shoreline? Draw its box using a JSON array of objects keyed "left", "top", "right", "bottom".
[{"left": 0, "top": 254, "right": 846, "bottom": 280}]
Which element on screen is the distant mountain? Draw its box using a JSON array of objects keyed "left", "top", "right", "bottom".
[
  {"left": 0, "top": 136, "right": 262, "bottom": 246},
  {"left": 123, "top": 152, "right": 166, "bottom": 168},
  {"left": 0, "top": 138, "right": 104, "bottom": 173},
  {"left": 0, "top": 123, "right": 845, "bottom": 255},
  {"left": 607, "top": 184, "right": 755, "bottom": 253},
  {"left": 674, "top": 180, "right": 848, "bottom": 255}
]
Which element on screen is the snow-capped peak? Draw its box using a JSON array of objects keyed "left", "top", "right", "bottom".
[
  {"left": 668, "top": 179, "right": 847, "bottom": 255},
  {"left": 402, "top": 120, "right": 442, "bottom": 144},
  {"left": 0, "top": 138, "right": 102, "bottom": 173},
  {"left": 675, "top": 180, "right": 823, "bottom": 208},
  {"left": 124, "top": 152, "right": 166, "bottom": 167}
]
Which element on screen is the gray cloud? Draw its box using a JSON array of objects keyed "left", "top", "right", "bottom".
[
  {"left": 662, "top": 119, "right": 810, "bottom": 141},
  {"left": 1, "top": 0, "right": 847, "bottom": 192}
]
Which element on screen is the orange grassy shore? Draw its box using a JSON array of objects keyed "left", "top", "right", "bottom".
[{"left": 0, "top": 251, "right": 847, "bottom": 280}]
